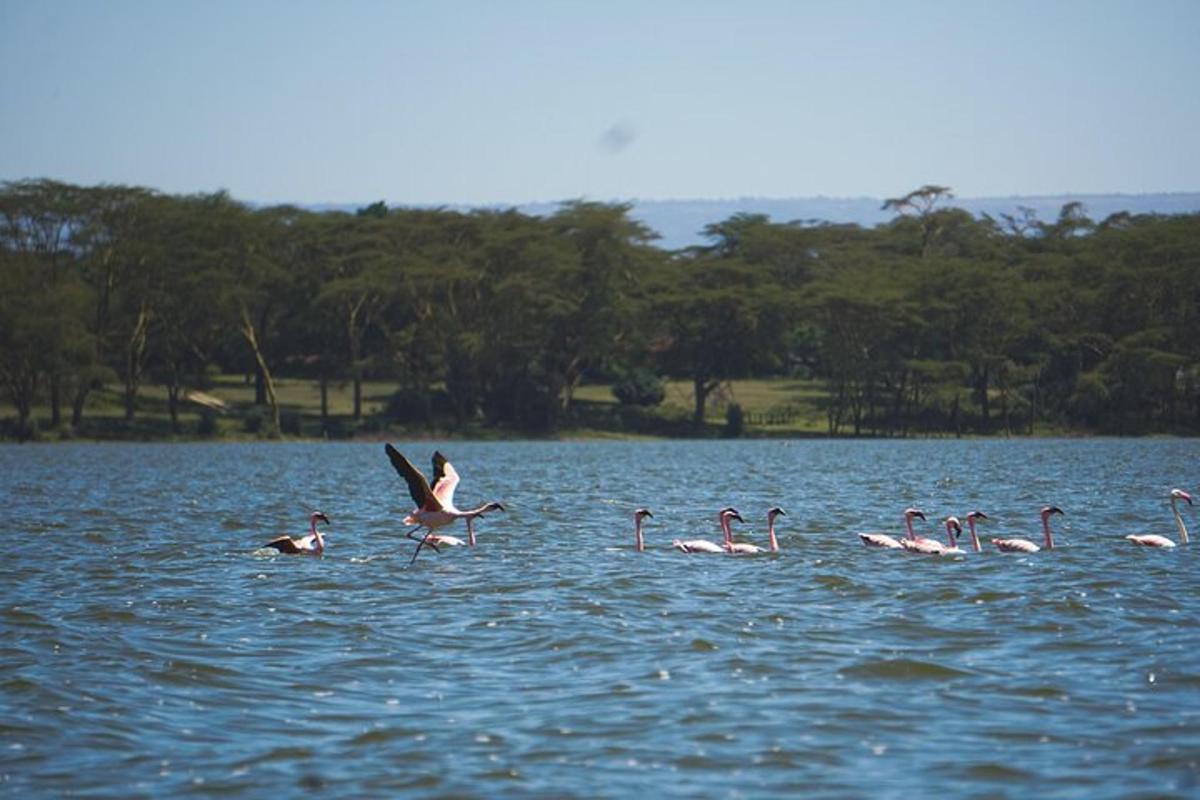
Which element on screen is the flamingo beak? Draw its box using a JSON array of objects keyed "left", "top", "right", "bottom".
[{"left": 732, "top": 512, "right": 745, "bottom": 524}]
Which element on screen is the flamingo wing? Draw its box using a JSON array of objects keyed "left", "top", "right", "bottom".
[
  {"left": 263, "top": 536, "right": 301, "bottom": 554},
  {"left": 430, "top": 451, "right": 460, "bottom": 507},
  {"left": 386, "top": 444, "right": 441, "bottom": 511}
]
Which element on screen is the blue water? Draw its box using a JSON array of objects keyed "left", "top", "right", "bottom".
[{"left": 2, "top": 439, "right": 1198, "bottom": 797}]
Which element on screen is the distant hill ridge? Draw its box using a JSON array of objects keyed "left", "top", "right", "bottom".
[{"left": 305, "top": 192, "right": 1200, "bottom": 250}]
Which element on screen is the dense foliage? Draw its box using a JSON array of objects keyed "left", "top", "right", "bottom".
[{"left": 1, "top": 179, "right": 1197, "bottom": 438}]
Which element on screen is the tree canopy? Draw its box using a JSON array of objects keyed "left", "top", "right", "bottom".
[{"left": 2, "top": 178, "right": 1198, "bottom": 439}]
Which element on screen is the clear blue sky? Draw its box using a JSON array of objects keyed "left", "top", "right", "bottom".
[{"left": 2, "top": 0, "right": 1197, "bottom": 205}]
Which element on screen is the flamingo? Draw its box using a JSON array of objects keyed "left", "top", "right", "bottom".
[
  {"left": 859, "top": 508, "right": 926, "bottom": 549},
  {"left": 765, "top": 506, "right": 787, "bottom": 553},
  {"left": 1125, "top": 489, "right": 1193, "bottom": 548},
  {"left": 724, "top": 506, "right": 767, "bottom": 554},
  {"left": 631, "top": 508, "right": 654, "bottom": 551},
  {"left": 965, "top": 511, "right": 988, "bottom": 552},
  {"left": 901, "top": 515, "right": 962, "bottom": 555},
  {"left": 385, "top": 445, "right": 505, "bottom": 562},
  {"left": 992, "top": 506, "right": 1063, "bottom": 553},
  {"left": 673, "top": 507, "right": 741, "bottom": 553},
  {"left": 262, "top": 511, "right": 330, "bottom": 555}
]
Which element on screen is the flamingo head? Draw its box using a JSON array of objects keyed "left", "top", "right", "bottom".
[
  {"left": 944, "top": 516, "right": 962, "bottom": 537},
  {"left": 312, "top": 511, "right": 330, "bottom": 525},
  {"left": 634, "top": 508, "right": 654, "bottom": 521},
  {"left": 1041, "top": 505, "right": 1064, "bottom": 518},
  {"left": 903, "top": 507, "right": 926, "bottom": 522},
  {"left": 965, "top": 511, "right": 988, "bottom": 523},
  {"left": 720, "top": 507, "right": 745, "bottom": 524},
  {"left": 1170, "top": 489, "right": 1193, "bottom": 505},
  {"left": 767, "top": 506, "right": 787, "bottom": 520}
]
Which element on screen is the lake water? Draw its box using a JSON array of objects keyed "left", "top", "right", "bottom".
[{"left": 2, "top": 439, "right": 1198, "bottom": 798}]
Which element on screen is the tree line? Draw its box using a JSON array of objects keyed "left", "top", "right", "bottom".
[{"left": 1, "top": 179, "right": 1197, "bottom": 439}]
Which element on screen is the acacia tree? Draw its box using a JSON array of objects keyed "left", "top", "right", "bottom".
[
  {"left": 550, "top": 200, "right": 660, "bottom": 412},
  {"left": 651, "top": 256, "right": 789, "bottom": 430}
]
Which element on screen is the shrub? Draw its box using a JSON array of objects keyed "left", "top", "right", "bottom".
[{"left": 612, "top": 368, "right": 665, "bottom": 407}]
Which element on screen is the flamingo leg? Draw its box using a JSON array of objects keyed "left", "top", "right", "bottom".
[{"left": 409, "top": 532, "right": 441, "bottom": 564}]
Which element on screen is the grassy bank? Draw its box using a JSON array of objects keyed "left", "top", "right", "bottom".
[{"left": 1, "top": 375, "right": 840, "bottom": 442}]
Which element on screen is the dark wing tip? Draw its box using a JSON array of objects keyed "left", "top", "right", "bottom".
[
  {"left": 385, "top": 445, "right": 435, "bottom": 508},
  {"left": 263, "top": 536, "right": 299, "bottom": 554},
  {"left": 431, "top": 451, "right": 449, "bottom": 487}
]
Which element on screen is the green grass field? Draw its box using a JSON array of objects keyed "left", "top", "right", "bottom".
[{"left": 1, "top": 374, "right": 834, "bottom": 440}]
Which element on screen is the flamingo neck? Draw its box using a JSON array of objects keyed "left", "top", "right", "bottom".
[
  {"left": 1042, "top": 515, "right": 1055, "bottom": 550},
  {"left": 1172, "top": 498, "right": 1189, "bottom": 544},
  {"left": 721, "top": 515, "right": 733, "bottom": 552},
  {"left": 967, "top": 519, "right": 981, "bottom": 552},
  {"left": 768, "top": 518, "right": 778, "bottom": 553},
  {"left": 467, "top": 517, "right": 477, "bottom": 547},
  {"left": 904, "top": 515, "right": 916, "bottom": 541},
  {"left": 945, "top": 524, "right": 958, "bottom": 548},
  {"left": 634, "top": 517, "right": 644, "bottom": 552}
]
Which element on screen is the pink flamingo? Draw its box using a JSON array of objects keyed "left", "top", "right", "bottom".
[
  {"left": 724, "top": 506, "right": 768, "bottom": 554},
  {"left": 385, "top": 445, "right": 505, "bottom": 562},
  {"left": 631, "top": 508, "right": 654, "bottom": 551},
  {"left": 964, "top": 511, "right": 988, "bottom": 552},
  {"left": 263, "top": 511, "right": 330, "bottom": 555},
  {"left": 992, "top": 506, "right": 1063, "bottom": 553},
  {"left": 1126, "top": 489, "right": 1193, "bottom": 548},
  {"left": 765, "top": 506, "right": 787, "bottom": 553},
  {"left": 674, "top": 507, "right": 742, "bottom": 553},
  {"left": 902, "top": 516, "right": 963, "bottom": 555},
  {"left": 859, "top": 507, "right": 926, "bottom": 549}
]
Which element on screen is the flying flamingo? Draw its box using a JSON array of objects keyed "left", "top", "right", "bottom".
[
  {"left": 385, "top": 445, "right": 505, "bottom": 562},
  {"left": 859, "top": 507, "right": 926, "bottom": 549},
  {"left": 262, "top": 511, "right": 330, "bottom": 555},
  {"left": 631, "top": 508, "right": 654, "bottom": 551},
  {"left": 673, "top": 507, "right": 742, "bottom": 553},
  {"left": 992, "top": 506, "right": 1063, "bottom": 553},
  {"left": 1125, "top": 489, "right": 1193, "bottom": 548},
  {"left": 964, "top": 511, "right": 989, "bottom": 552}
]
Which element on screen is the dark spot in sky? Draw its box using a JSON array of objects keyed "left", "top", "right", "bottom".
[{"left": 598, "top": 121, "right": 636, "bottom": 154}]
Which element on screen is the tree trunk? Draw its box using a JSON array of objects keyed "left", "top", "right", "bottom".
[
  {"left": 71, "top": 386, "right": 88, "bottom": 428},
  {"left": 977, "top": 365, "right": 990, "bottom": 433},
  {"left": 692, "top": 376, "right": 717, "bottom": 432},
  {"left": 124, "top": 305, "right": 150, "bottom": 422},
  {"left": 50, "top": 373, "right": 62, "bottom": 428},
  {"left": 320, "top": 375, "right": 329, "bottom": 432},
  {"left": 239, "top": 303, "right": 281, "bottom": 437}
]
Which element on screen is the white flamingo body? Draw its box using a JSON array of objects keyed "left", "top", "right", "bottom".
[
  {"left": 674, "top": 508, "right": 745, "bottom": 554},
  {"left": 1126, "top": 489, "right": 1192, "bottom": 548},
  {"left": 263, "top": 512, "right": 329, "bottom": 555},
  {"left": 673, "top": 538, "right": 726, "bottom": 554},
  {"left": 859, "top": 533, "right": 904, "bottom": 549},
  {"left": 993, "top": 506, "right": 1063, "bottom": 553},
  {"left": 724, "top": 508, "right": 764, "bottom": 554},
  {"left": 863, "top": 508, "right": 926, "bottom": 550}
]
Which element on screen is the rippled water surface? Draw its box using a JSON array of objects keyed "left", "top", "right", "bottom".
[{"left": 2, "top": 439, "right": 1199, "bottom": 797}]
